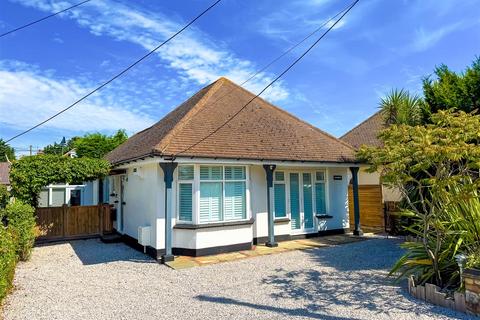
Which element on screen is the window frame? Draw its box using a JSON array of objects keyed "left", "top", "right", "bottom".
[
  {"left": 314, "top": 169, "right": 328, "bottom": 215},
  {"left": 175, "top": 164, "right": 250, "bottom": 224},
  {"left": 177, "top": 165, "right": 195, "bottom": 223},
  {"left": 273, "top": 171, "right": 288, "bottom": 219}
]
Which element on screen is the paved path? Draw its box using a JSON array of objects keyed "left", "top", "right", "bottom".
[{"left": 2, "top": 238, "right": 471, "bottom": 320}]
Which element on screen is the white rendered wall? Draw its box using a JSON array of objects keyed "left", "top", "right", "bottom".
[{"left": 120, "top": 163, "right": 161, "bottom": 248}]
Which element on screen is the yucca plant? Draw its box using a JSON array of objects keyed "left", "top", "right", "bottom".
[{"left": 390, "top": 186, "right": 480, "bottom": 289}]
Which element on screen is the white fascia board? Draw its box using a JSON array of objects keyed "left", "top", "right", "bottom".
[{"left": 114, "top": 156, "right": 359, "bottom": 169}]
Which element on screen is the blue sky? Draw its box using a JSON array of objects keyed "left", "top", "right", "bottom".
[{"left": 0, "top": 0, "right": 479, "bottom": 155}]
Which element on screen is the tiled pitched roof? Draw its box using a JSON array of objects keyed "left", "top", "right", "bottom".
[
  {"left": 0, "top": 162, "right": 10, "bottom": 185},
  {"left": 106, "top": 77, "right": 356, "bottom": 165},
  {"left": 340, "top": 111, "right": 386, "bottom": 149}
]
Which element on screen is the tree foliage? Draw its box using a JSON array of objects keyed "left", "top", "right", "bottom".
[
  {"left": 0, "top": 185, "right": 9, "bottom": 209},
  {"left": 43, "top": 137, "right": 78, "bottom": 155},
  {"left": 9, "top": 155, "right": 110, "bottom": 207},
  {"left": 0, "top": 139, "right": 15, "bottom": 162},
  {"left": 358, "top": 110, "right": 480, "bottom": 288},
  {"left": 379, "top": 57, "right": 480, "bottom": 126},
  {"left": 72, "top": 129, "right": 127, "bottom": 159},
  {"left": 424, "top": 58, "right": 480, "bottom": 114},
  {"left": 380, "top": 89, "right": 427, "bottom": 126},
  {"left": 42, "top": 130, "right": 127, "bottom": 158}
]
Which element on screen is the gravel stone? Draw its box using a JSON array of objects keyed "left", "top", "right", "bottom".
[{"left": 2, "top": 238, "right": 472, "bottom": 320}]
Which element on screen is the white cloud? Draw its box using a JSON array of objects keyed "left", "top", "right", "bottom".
[
  {"left": 0, "top": 62, "right": 155, "bottom": 134},
  {"left": 10, "top": 0, "right": 289, "bottom": 102},
  {"left": 411, "top": 22, "right": 464, "bottom": 52}
]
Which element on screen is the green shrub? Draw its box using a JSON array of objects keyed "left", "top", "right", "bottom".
[
  {"left": 0, "top": 226, "right": 17, "bottom": 303},
  {"left": 0, "top": 184, "right": 9, "bottom": 209},
  {"left": 3, "top": 201, "right": 36, "bottom": 261}
]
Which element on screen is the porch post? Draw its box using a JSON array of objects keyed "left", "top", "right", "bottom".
[
  {"left": 263, "top": 164, "right": 278, "bottom": 247},
  {"left": 160, "top": 162, "right": 178, "bottom": 263},
  {"left": 350, "top": 167, "right": 363, "bottom": 236}
]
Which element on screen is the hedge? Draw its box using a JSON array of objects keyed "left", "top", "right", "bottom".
[
  {"left": 0, "top": 226, "right": 16, "bottom": 303},
  {"left": 2, "top": 201, "right": 36, "bottom": 261},
  {"left": 0, "top": 200, "right": 36, "bottom": 305}
]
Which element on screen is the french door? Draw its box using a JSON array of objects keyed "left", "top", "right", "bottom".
[{"left": 289, "top": 172, "right": 315, "bottom": 233}]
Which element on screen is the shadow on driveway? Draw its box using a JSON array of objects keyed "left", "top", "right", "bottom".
[
  {"left": 67, "top": 239, "right": 156, "bottom": 265},
  {"left": 195, "top": 239, "right": 469, "bottom": 319}
]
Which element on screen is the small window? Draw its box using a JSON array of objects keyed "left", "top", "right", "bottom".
[
  {"left": 51, "top": 188, "right": 66, "bottom": 207},
  {"left": 225, "top": 166, "right": 246, "bottom": 180},
  {"left": 178, "top": 165, "right": 194, "bottom": 180},
  {"left": 179, "top": 183, "right": 193, "bottom": 221},
  {"left": 273, "top": 171, "right": 286, "bottom": 218},
  {"left": 274, "top": 171, "right": 284, "bottom": 181},
  {"left": 274, "top": 184, "right": 286, "bottom": 218},
  {"left": 316, "top": 171, "right": 325, "bottom": 181},
  {"left": 200, "top": 166, "right": 223, "bottom": 180},
  {"left": 70, "top": 189, "right": 82, "bottom": 206}
]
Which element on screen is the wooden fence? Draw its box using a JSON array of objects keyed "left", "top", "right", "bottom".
[
  {"left": 36, "top": 204, "right": 113, "bottom": 243},
  {"left": 348, "top": 184, "right": 384, "bottom": 232}
]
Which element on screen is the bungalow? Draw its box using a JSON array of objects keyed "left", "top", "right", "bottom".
[{"left": 105, "top": 77, "right": 362, "bottom": 262}]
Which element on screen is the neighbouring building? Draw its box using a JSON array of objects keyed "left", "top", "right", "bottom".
[
  {"left": 0, "top": 162, "right": 10, "bottom": 188},
  {"left": 105, "top": 77, "right": 363, "bottom": 262},
  {"left": 340, "top": 111, "right": 402, "bottom": 231}
]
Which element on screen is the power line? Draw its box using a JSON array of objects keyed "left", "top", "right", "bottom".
[
  {"left": 174, "top": 0, "right": 360, "bottom": 157},
  {"left": 0, "top": 0, "right": 92, "bottom": 38},
  {"left": 4, "top": 0, "right": 223, "bottom": 143}
]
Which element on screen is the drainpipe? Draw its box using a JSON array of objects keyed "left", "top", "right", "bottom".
[
  {"left": 263, "top": 164, "right": 278, "bottom": 247},
  {"left": 159, "top": 162, "right": 178, "bottom": 263},
  {"left": 349, "top": 167, "right": 363, "bottom": 236}
]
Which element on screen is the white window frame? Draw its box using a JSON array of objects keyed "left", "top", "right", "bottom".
[
  {"left": 313, "top": 169, "right": 329, "bottom": 215},
  {"left": 273, "top": 171, "right": 288, "bottom": 219},
  {"left": 176, "top": 165, "right": 195, "bottom": 223},
  {"left": 175, "top": 164, "right": 250, "bottom": 224}
]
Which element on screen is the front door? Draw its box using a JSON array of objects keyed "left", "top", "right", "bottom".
[{"left": 289, "top": 172, "right": 315, "bottom": 233}]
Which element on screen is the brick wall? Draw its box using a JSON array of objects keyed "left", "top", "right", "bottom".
[{"left": 465, "top": 269, "right": 480, "bottom": 316}]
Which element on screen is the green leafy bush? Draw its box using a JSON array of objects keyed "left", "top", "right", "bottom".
[
  {"left": 10, "top": 154, "right": 110, "bottom": 207},
  {"left": 391, "top": 187, "right": 480, "bottom": 289},
  {"left": 3, "top": 201, "right": 36, "bottom": 261},
  {"left": 0, "top": 226, "right": 17, "bottom": 303},
  {"left": 0, "top": 184, "right": 9, "bottom": 209}
]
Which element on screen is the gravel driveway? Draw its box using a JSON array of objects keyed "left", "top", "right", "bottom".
[{"left": 2, "top": 238, "right": 471, "bottom": 320}]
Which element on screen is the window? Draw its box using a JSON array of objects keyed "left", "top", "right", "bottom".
[
  {"left": 69, "top": 189, "right": 82, "bottom": 206},
  {"left": 178, "top": 165, "right": 247, "bottom": 223},
  {"left": 273, "top": 171, "right": 286, "bottom": 218},
  {"left": 51, "top": 188, "right": 66, "bottom": 207},
  {"left": 178, "top": 165, "right": 194, "bottom": 222},
  {"left": 315, "top": 171, "right": 327, "bottom": 214}
]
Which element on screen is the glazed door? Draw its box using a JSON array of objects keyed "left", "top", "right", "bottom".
[{"left": 289, "top": 172, "right": 315, "bottom": 233}]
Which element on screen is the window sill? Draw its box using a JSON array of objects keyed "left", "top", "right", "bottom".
[
  {"left": 316, "top": 214, "right": 333, "bottom": 219},
  {"left": 174, "top": 218, "right": 255, "bottom": 230},
  {"left": 274, "top": 218, "right": 291, "bottom": 224}
]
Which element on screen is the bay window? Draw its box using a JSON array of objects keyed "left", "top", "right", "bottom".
[{"left": 177, "top": 165, "right": 247, "bottom": 223}]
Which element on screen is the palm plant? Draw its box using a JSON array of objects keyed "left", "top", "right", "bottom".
[
  {"left": 390, "top": 185, "right": 480, "bottom": 289},
  {"left": 380, "top": 89, "right": 427, "bottom": 126}
]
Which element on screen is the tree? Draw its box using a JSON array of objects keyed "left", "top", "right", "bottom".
[
  {"left": 379, "top": 89, "right": 427, "bottom": 126},
  {"left": 0, "top": 139, "right": 15, "bottom": 162},
  {"left": 43, "top": 137, "right": 78, "bottom": 155},
  {"left": 379, "top": 57, "right": 480, "bottom": 126},
  {"left": 358, "top": 110, "right": 480, "bottom": 288},
  {"left": 9, "top": 154, "right": 111, "bottom": 207},
  {"left": 73, "top": 129, "right": 127, "bottom": 159},
  {"left": 423, "top": 57, "right": 480, "bottom": 114}
]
